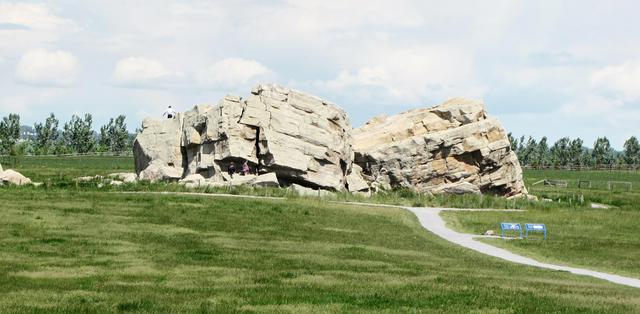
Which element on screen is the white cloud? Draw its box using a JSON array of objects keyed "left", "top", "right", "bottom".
[
  {"left": 14, "top": 49, "right": 79, "bottom": 87},
  {"left": 316, "top": 46, "right": 485, "bottom": 105},
  {"left": 112, "top": 57, "right": 182, "bottom": 87},
  {"left": 591, "top": 60, "right": 640, "bottom": 101},
  {"left": 0, "top": 3, "right": 78, "bottom": 54},
  {"left": 195, "top": 58, "right": 271, "bottom": 90}
]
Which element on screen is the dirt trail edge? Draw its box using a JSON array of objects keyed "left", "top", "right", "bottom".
[{"left": 113, "top": 192, "right": 640, "bottom": 288}]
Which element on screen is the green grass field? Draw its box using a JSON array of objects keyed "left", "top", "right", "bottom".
[
  {"left": 1, "top": 188, "right": 639, "bottom": 312},
  {"left": 2, "top": 156, "right": 640, "bottom": 312},
  {"left": 12, "top": 156, "right": 134, "bottom": 182}
]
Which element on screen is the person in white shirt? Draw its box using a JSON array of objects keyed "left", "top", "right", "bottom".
[{"left": 162, "top": 106, "right": 177, "bottom": 119}]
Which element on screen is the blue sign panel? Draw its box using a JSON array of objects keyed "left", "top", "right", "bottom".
[
  {"left": 525, "top": 223, "right": 547, "bottom": 240},
  {"left": 500, "top": 222, "right": 522, "bottom": 238}
]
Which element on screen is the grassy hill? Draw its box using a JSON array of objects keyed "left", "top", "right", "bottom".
[{"left": 1, "top": 188, "right": 639, "bottom": 312}]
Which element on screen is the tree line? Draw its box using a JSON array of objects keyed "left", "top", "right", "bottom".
[
  {"left": 0, "top": 113, "right": 133, "bottom": 156},
  {"left": 508, "top": 134, "right": 640, "bottom": 167}
]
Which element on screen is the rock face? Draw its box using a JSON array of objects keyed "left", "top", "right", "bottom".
[
  {"left": 134, "top": 84, "right": 354, "bottom": 191},
  {"left": 352, "top": 98, "right": 527, "bottom": 196}
]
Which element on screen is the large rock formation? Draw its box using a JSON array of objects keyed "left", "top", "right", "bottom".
[
  {"left": 134, "top": 84, "right": 353, "bottom": 191},
  {"left": 133, "top": 85, "right": 527, "bottom": 196},
  {"left": 352, "top": 98, "right": 527, "bottom": 196}
]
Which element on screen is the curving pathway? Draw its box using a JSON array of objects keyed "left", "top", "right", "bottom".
[
  {"left": 408, "top": 207, "right": 640, "bottom": 288},
  {"left": 113, "top": 192, "right": 640, "bottom": 288}
]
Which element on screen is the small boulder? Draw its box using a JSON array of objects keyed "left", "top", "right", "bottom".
[
  {"left": 484, "top": 230, "right": 496, "bottom": 236},
  {"left": 0, "top": 170, "right": 32, "bottom": 185},
  {"left": 251, "top": 173, "right": 279, "bottom": 187},
  {"left": 431, "top": 182, "right": 481, "bottom": 195},
  {"left": 139, "top": 162, "right": 183, "bottom": 182},
  {"left": 290, "top": 183, "right": 333, "bottom": 197},
  {"left": 110, "top": 180, "right": 124, "bottom": 186},
  {"left": 179, "top": 174, "right": 206, "bottom": 185},
  {"left": 345, "top": 165, "right": 370, "bottom": 193},
  {"left": 108, "top": 172, "right": 137, "bottom": 183},
  {"left": 75, "top": 176, "right": 100, "bottom": 182}
]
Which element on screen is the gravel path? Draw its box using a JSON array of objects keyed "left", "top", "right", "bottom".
[
  {"left": 408, "top": 207, "right": 640, "bottom": 288},
  {"left": 112, "top": 191, "right": 640, "bottom": 288}
]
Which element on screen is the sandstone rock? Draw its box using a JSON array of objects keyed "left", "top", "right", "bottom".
[
  {"left": 134, "top": 84, "right": 353, "bottom": 191},
  {"left": 290, "top": 183, "right": 333, "bottom": 197},
  {"left": 227, "top": 174, "right": 258, "bottom": 186},
  {"left": 0, "top": 169, "right": 32, "bottom": 185},
  {"left": 108, "top": 173, "right": 137, "bottom": 183},
  {"left": 353, "top": 98, "right": 527, "bottom": 196},
  {"left": 251, "top": 172, "right": 279, "bottom": 187},
  {"left": 138, "top": 162, "right": 183, "bottom": 182},
  {"left": 345, "top": 164, "right": 369, "bottom": 192},
  {"left": 431, "top": 182, "right": 481, "bottom": 195},
  {"left": 74, "top": 176, "right": 98, "bottom": 182},
  {"left": 179, "top": 173, "right": 206, "bottom": 185},
  {"left": 133, "top": 114, "right": 184, "bottom": 177}
]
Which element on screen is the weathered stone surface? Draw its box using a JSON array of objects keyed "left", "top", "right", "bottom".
[
  {"left": 134, "top": 84, "right": 353, "bottom": 191},
  {"left": 138, "top": 162, "right": 183, "bottom": 182},
  {"left": 0, "top": 169, "right": 32, "bottom": 185},
  {"left": 345, "top": 164, "right": 369, "bottom": 192},
  {"left": 353, "top": 98, "right": 527, "bottom": 196},
  {"left": 290, "top": 183, "right": 333, "bottom": 197},
  {"left": 179, "top": 173, "right": 206, "bottom": 185},
  {"left": 108, "top": 173, "right": 137, "bottom": 183},
  {"left": 251, "top": 173, "right": 280, "bottom": 187},
  {"left": 133, "top": 114, "right": 184, "bottom": 177}
]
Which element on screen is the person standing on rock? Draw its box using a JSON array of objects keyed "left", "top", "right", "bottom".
[{"left": 162, "top": 106, "right": 177, "bottom": 119}]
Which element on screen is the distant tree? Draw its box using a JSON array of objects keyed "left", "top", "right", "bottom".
[
  {"left": 98, "top": 115, "right": 129, "bottom": 152},
  {"left": 33, "top": 113, "right": 60, "bottom": 155},
  {"left": 580, "top": 149, "right": 594, "bottom": 166},
  {"left": 591, "top": 137, "right": 615, "bottom": 165},
  {"left": 62, "top": 114, "right": 95, "bottom": 153},
  {"left": 623, "top": 136, "right": 640, "bottom": 165},
  {"left": 0, "top": 114, "right": 21, "bottom": 155},
  {"left": 568, "top": 138, "right": 584, "bottom": 166},
  {"left": 550, "top": 137, "right": 571, "bottom": 167},
  {"left": 533, "top": 137, "right": 550, "bottom": 167},
  {"left": 507, "top": 132, "right": 518, "bottom": 152},
  {"left": 519, "top": 136, "right": 537, "bottom": 166},
  {"left": 98, "top": 120, "right": 112, "bottom": 151}
]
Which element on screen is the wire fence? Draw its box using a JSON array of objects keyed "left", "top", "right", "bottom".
[
  {"left": 0, "top": 151, "right": 133, "bottom": 158},
  {"left": 523, "top": 164, "right": 640, "bottom": 172}
]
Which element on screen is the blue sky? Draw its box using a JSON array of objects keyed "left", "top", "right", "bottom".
[{"left": 1, "top": 1, "right": 639, "bottom": 149}]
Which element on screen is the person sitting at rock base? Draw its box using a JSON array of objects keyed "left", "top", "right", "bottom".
[
  {"left": 242, "top": 161, "right": 250, "bottom": 176},
  {"left": 228, "top": 162, "right": 236, "bottom": 178}
]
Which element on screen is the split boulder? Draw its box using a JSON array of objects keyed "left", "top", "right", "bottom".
[{"left": 352, "top": 98, "right": 527, "bottom": 196}]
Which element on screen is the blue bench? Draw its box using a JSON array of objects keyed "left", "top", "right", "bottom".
[
  {"left": 500, "top": 223, "right": 522, "bottom": 238},
  {"left": 525, "top": 223, "right": 547, "bottom": 240}
]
